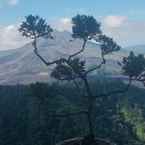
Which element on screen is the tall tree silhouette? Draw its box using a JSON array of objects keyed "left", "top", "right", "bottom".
[{"left": 19, "top": 14, "right": 136, "bottom": 143}]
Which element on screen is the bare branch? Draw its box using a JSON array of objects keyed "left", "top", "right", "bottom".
[
  {"left": 85, "top": 52, "right": 106, "bottom": 75},
  {"left": 85, "top": 60, "right": 105, "bottom": 75},
  {"left": 68, "top": 39, "right": 87, "bottom": 61},
  {"left": 136, "top": 72, "right": 145, "bottom": 82},
  {"left": 33, "top": 39, "right": 64, "bottom": 66},
  {"left": 33, "top": 40, "right": 50, "bottom": 66}
]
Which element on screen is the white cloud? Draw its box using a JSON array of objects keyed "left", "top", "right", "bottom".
[
  {"left": 52, "top": 16, "right": 145, "bottom": 47},
  {"left": 51, "top": 17, "right": 72, "bottom": 32},
  {"left": 0, "top": 24, "right": 29, "bottom": 50},
  {"left": 102, "top": 15, "right": 145, "bottom": 47},
  {"left": 1, "top": 16, "right": 145, "bottom": 51},
  {"left": 103, "top": 15, "right": 127, "bottom": 28},
  {"left": 0, "top": 17, "right": 72, "bottom": 51},
  {"left": 8, "top": 0, "right": 19, "bottom": 6}
]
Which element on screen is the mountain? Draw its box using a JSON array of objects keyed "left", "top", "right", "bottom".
[{"left": 0, "top": 31, "right": 130, "bottom": 85}]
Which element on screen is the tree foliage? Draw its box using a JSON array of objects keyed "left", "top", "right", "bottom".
[
  {"left": 72, "top": 14, "right": 101, "bottom": 40},
  {"left": 19, "top": 15, "right": 53, "bottom": 39},
  {"left": 98, "top": 35, "right": 120, "bottom": 55},
  {"left": 122, "top": 51, "right": 145, "bottom": 79}
]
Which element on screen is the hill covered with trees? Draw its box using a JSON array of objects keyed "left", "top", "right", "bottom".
[{"left": 0, "top": 80, "right": 145, "bottom": 145}]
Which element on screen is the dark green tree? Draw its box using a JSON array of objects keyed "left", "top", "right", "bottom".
[{"left": 122, "top": 51, "right": 145, "bottom": 85}]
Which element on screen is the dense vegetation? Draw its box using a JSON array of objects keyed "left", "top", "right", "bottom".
[{"left": 0, "top": 79, "right": 145, "bottom": 145}]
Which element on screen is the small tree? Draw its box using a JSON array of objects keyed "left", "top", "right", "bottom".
[
  {"left": 122, "top": 51, "right": 145, "bottom": 85},
  {"left": 19, "top": 14, "right": 133, "bottom": 143}
]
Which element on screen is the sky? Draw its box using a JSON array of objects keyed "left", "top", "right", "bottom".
[{"left": 1, "top": 0, "right": 145, "bottom": 50}]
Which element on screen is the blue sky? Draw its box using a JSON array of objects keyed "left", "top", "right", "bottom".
[
  {"left": 1, "top": 0, "right": 145, "bottom": 24},
  {"left": 0, "top": 0, "right": 145, "bottom": 50}
]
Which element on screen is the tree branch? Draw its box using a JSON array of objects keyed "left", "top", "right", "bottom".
[
  {"left": 68, "top": 39, "right": 87, "bottom": 61},
  {"left": 33, "top": 39, "right": 65, "bottom": 66},
  {"left": 85, "top": 52, "right": 106, "bottom": 75},
  {"left": 85, "top": 60, "right": 105, "bottom": 75},
  {"left": 136, "top": 73, "right": 145, "bottom": 82}
]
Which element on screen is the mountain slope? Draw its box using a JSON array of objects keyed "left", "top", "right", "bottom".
[{"left": 0, "top": 31, "right": 129, "bottom": 85}]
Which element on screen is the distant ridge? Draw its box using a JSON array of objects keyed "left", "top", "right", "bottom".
[{"left": 0, "top": 31, "right": 140, "bottom": 85}]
